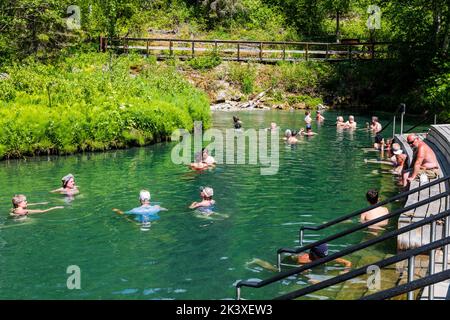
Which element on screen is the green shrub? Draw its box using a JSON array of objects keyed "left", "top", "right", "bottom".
[
  {"left": 229, "top": 63, "right": 257, "bottom": 94},
  {"left": 0, "top": 53, "right": 210, "bottom": 159},
  {"left": 187, "top": 54, "right": 222, "bottom": 70}
]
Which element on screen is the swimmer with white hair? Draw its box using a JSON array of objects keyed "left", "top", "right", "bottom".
[
  {"left": 336, "top": 116, "right": 346, "bottom": 128},
  {"left": 113, "top": 190, "right": 167, "bottom": 226},
  {"left": 345, "top": 115, "right": 357, "bottom": 129}
]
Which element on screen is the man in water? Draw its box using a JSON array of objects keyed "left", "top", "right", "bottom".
[
  {"left": 233, "top": 116, "right": 242, "bottom": 129},
  {"left": 370, "top": 116, "right": 382, "bottom": 133},
  {"left": 360, "top": 189, "right": 389, "bottom": 229},
  {"left": 402, "top": 134, "right": 440, "bottom": 186},
  {"left": 316, "top": 110, "right": 325, "bottom": 122},
  {"left": 292, "top": 243, "right": 352, "bottom": 268},
  {"left": 345, "top": 115, "right": 357, "bottom": 129},
  {"left": 247, "top": 243, "right": 351, "bottom": 273}
]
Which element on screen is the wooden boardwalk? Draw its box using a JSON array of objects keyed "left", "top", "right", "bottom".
[
  {"left": 100, "top": 37, "right": 401, "bottom": 62},
  {"left": 395, "top": 125, "right": 450, "bottom": 299}
]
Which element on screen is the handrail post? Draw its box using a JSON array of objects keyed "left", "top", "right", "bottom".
[
  {"left": 236, "top": 286, "right": 241, "bottom": 300},
  {"left": 407, "top": 256, "right": 415, "bottom": 300},
  {"left": 192, "top": 41, "right": 195, "bottom": 58},
  {"left": 393, "top": 116, "right": 396, "bottom": 138},
  {"left": 277, "top": 253, "right": 282, "bottom": 272},
  {"left": 428, "top": 220, "right": 436, "bottom": 300},
  {"left": 326, "top": 43, "right": 329, "bottom": 60},
  {"left": 371, "top": 43, "right": 375, "bottom": 60},
  {"left": 444, "top": 216, "right": 449, "bottom": 271},
  {"left": 283, "top": 43, "right": 286, "bottom": 61},
  {"left": 434, "top": 114, "right": 437, "bottom": 125},
  {"left": 169, "top": 40, "right": 173, "bottom": 56},
  {"left": 146, "top": 40, "right": 149, "bottom": 55},
  {"left": 400, "top": 104, "right": 406, "bottom": 135},
  {"left": 300, "top": 228, "right": 304, "bottom": 247},
  {"left": 348, "top": 45, "right": 352, "bottom": 60}
]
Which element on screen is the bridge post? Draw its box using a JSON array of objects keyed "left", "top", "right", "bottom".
[
  {"left": 283, "top": 43, "right": 286, "bottom": 61},
  {"left": 237, "top": 43, "right": 240, "bottom": 61},
  {"left": 169, "top": 40, "right": 173, "bottom": 56},
  {"left": 259, "top": 42, "right": 263, "bottom": 61},
  {"left": 192, "top": 41, "right": 195, "bottom": 58},
  {"left": 305, "top": 43, "right": 309, "bottom": 61}
]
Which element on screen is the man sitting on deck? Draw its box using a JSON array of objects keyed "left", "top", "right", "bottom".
[
  {"left": 360, "top": 189, "right": 389, "bottom": 230},
  {"left": 402, "top": 134, "right": 440, "bottom": 187}
]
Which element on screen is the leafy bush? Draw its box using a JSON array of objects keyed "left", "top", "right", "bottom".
[
  {"left": 229, "top": 62, "right": 257, "bottom": 94},
  {"left": 0, "top": 53, "right": 210, "bottom": 159},
  {"left": 187, "top": 54, "right": 222, "bottom": 70}
]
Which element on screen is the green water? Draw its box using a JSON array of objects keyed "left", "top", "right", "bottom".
[{"left": 0, "top": 110, "right": 411, "bottom": 299}]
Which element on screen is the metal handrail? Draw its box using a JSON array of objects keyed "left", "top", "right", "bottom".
[
  {"left": 236, "top": 207, "right": 450, "bottom": 300},
  {"left": 378, "top": 104, "right": 404, "bottom": 135},
  {"left": 404, "top": 111, "right": 434, "bottom": 133},
  {"left": 296, "top": 175, "right": 450, "bottom": 246},
  {"left": 274, "top": 236, "right": 450, "bottom": 300},
  {"left": 361, "top": 269, "right": 450, "bottom": 300}
]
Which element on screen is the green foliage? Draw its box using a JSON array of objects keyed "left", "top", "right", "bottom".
[
  {"left": 186, "top": 52, "right": 222, "bottom": 70},
  {"left": 228, "top": 63, "right": 257, "bottom": 94},
  {"left": 0, "top": 53, "right": 210, "bottom": 159}
]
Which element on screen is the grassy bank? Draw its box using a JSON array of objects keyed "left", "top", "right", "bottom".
[{"left": 0, "top": 53, "right": 210, "bottom": 159}]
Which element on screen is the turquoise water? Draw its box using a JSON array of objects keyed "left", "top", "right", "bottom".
[{"left": 0, "top": 110, "right": 412, "bottom": 299}]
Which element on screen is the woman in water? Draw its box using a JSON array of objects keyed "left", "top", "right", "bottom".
[
  {"left": 10, "top": 194, "right": 63, "bottom": 218},
  {"left": 189, "top": 187, "right": 215, "bottom": 215},
  {"left": 51, "top": 174, "right": 79, "bottom": 195}
]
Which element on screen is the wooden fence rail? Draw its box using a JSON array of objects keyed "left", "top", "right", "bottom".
[{"left": 99, "top": 36, "right": 405, "bottom": 62}]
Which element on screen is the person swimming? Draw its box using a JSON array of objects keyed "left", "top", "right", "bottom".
[
  {"left": 202, "top": 148, "right": 216, "bottom": 166},
  {"left": 51, "top": 174, "right": 79, "bottom": 196},
  {"left": 345, "top": 115, "right": 357, "bottom": 129},
  {"left": 316, "top": 110, "right": 325, "bottom": 122},
  {"left": 233, "top": 116, "right": 242, "bottom": 129},
  {"left": 10, "top": 194, "right": 63, "bottom": 218},
  {"left": 287, "top": 130, "right": 299, "bottom": 144},
  {"left": 336, "top": 116, "right": 346, "bottom": 128},
  {"left": 113, "top": 190, "right": 167, "bottom": 228},
  {"left": 190, "top": 151, "right": 209, "bottom": 170},
  {"left": 189, "top": 187, "right": 215, "bottom": 215}
]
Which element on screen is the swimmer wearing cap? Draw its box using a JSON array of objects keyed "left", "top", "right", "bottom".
[
  {"left": 112, "top": 189, "right": 167, "bottom": 224},
  {"left": 189, "top": 187, "right": 215, "bottom": 213},
  {"left": 292, "top": 243, "right": 352, "bottom": 268},
  {"left": 300, "top": 124, "right": 317, "bottom": 136},
  {"left": 51, "top": 173, "right": 79, "bottom": 195}
]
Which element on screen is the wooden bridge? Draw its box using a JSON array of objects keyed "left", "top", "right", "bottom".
[{"left": 100, "top": 36, "right": 404, "bottom": 62}]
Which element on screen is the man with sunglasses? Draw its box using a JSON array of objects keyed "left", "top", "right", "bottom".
[{"left": 402, "top": 134, "right": 439, "bottom": 186}]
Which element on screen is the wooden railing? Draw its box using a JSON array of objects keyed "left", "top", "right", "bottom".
[{"left": 99, "top": 36, "right": 404, "bottom": 62}]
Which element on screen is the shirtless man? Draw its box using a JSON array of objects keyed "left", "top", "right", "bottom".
[
  {"left": 360, "top": 189, "right": 389, "bottom": 229},
  {"left": 316, "top": 110, "right": 325, "bottom": 122},
  {"left": 345, "top": 115, "right": 357, "bottom": 129},
  {"left": 402, "top": 134, "right": 440, "bottom": 186},
  {"left": 370, "top": 116, "right": 382, "bottom": 133}
]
